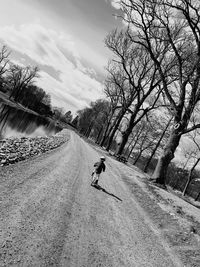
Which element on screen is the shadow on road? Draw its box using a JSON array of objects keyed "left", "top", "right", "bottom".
[{"left": 91, "top": 184, "right": 122, "bottom": 202}]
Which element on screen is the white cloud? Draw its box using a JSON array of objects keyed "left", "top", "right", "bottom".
[
  {"left": 10, "top": 59, "right": 25, "bottom": 67},
  {"left": 110, "top": 0, "right": 121, "bottom": 10},
  {"left": 37, "top": 71, "right": 88, "bottom": 112},
  {"left": 0, "top": 23, "right": 104, "bottom": 112},
  {"left": 108, "top": 0, "right": 129, "bottom": 27}
]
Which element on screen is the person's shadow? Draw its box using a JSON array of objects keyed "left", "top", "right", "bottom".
[{"left": 91, "top": 184, "right": 122, "bottom": 202}]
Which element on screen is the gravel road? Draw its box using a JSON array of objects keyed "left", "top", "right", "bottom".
[{"left": 0, "top": 130, "right": 183, "bottom": 266}]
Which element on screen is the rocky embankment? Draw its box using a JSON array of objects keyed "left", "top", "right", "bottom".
[{"left": 0, "top": 129, "right": 69, "bottom": 167}]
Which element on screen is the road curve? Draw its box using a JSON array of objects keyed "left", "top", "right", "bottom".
[{"left": 0, "top": 130, "right": 181, "bottom": 266}]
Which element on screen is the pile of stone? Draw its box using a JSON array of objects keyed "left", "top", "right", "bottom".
[{"left": 0, "top": 130, "right": 69, "bottom": 167}]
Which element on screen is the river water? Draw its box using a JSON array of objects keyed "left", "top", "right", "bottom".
[{"left": 0, "top": 101, "right": 62, "bottom": 140}]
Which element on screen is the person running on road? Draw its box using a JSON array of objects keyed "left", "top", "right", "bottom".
[{"left": 91, "top": 156, "right": 106, "bottom": 186}]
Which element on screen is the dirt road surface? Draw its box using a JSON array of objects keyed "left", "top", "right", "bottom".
[{"left": 0, "top": 130, "right": 184, "bottom": 266}]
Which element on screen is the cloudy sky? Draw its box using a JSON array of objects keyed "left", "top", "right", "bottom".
[{"left": 0, "top": 0, "right": 122, "bottom": 114}]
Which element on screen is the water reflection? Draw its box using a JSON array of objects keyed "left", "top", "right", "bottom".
[{"left": 0, "top": 101, "right": 62, "bottom": 139}]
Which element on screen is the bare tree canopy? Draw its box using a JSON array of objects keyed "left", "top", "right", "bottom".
[
  {"left": 8, "top": 64, "right": 39, "bottom": 102},
  {"left": 118, "top": 0, "right": 200, "bottom": 185},
  {"left": 104, "top": 29, "right": 165, "bottom": 153},
  {"left": 0, "top": 46, "right": 10, "bottom": 78},
  {"left": 76, "top": 99, "right": 110, "bottom": 140}
]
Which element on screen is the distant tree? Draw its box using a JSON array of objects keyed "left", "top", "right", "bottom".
[
  {"left": 17, "top": 85, "right": 52, "bottom": 116},
  {"left": 99, "top": 80, "right": 121, "bottom": 147},
  {"left": 77, "top": 99, "right": 110, "bottom": 139},
  {"left": 0, "top": 46, "right": 10, "bottom": 93},
  {"left": 0, "top": 46, "right": 10, "bottom": 77},
  {"left": 182, "top": 130, "right": 200, "bottom": 196},
  {"left": 71, "top": 115, "right": 79, "bottom": 128},
  {"left": 124, "top": 122, "right": 146, "bottom": 159},
  {"left": 8, "top": 64, "right": 39, "bottom": 101},
  {"left": 64, "top": 111, "right": 73, "bottom": 123},
  {"left": 42, "top": 93, "right": 51, "bottom": 107},
  {"left": 77, "top": 107, "right": 93, "bottom": 135},
  {"left": 102, "top": 60, "right": 136, "bottom": 150},
  {"left": 130, "top": 118, "right": 158, "bottom": 165},
  {"left": 89, "top": 99, "right": 110, "bottom": 141},
  {"left": 52, "top": 107, "right": 65, "bottom": 121},
  {"left": 182, "top": 143, "right": 197, "bottom": 170}
]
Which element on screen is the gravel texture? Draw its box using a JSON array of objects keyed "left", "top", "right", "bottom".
[
  {"left": 0, "top": 130, "right": 185, "bottom": 266},
  {"left": 0, "top": 129, "right": 69, "bottom": 166}
]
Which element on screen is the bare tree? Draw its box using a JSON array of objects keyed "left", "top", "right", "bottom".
[
  {"left": 131, "top": 118, "right": 160, "bottom": 165},
  {"left": 8, "top": 64, "right": 39, "bottom": 102},
  {"left": 77, "top": 99, "right": 110, "bottom": 140},
  {"left": 121, "top": 121, "right": 146, "bottom": 159},
  {"left": 182, "top": 130, "right": 200, "bottom": 195},
  {"left": 64, "top": 111, "right": 73, "bottom": 123},
  {"left": 100, "top": 65, "right": 132, "bottom": 149},
  {"left": 119, "top": 0, "right": 200, "bottom": 185},
  {"left": 183, "top": 158, "right": 200, "bottom": 196},
  {"left": 90, "top": 100, "right": 110, "bottom": 141},
  {"left": 105, "top": 30, "right": 164, "bottom": 154},
  {"left": 77, "top": 107, "right": 93, "bottom": 135},
  {"left": 0, "top": 46, "right": 10, "bottom": 77},
  {"left": 144, "top": 115, "right": 172, "bottom": 172},
  {"left": 182, "top": 143, "right": 197, "bottom": 170},
  {"left": 102, "top": 37, "right": 148, "bottom": 151},
  {"left": 0, "top": 46, "right": 10, "bottom": 92}
]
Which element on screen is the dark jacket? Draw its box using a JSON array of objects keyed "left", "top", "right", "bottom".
[{"left": 94, "top": 161, "right": 106, "bottom": 174}]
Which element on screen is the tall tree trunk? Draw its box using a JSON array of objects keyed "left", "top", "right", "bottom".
[
  {"left": 127, "top": 145, "right": 135, "bottom": 160},
  {"left": 172, "top": 177, "right": 180, "bottom": 190},
  {"left": 127, "top": 140, "right": 138, "bottom": 160},
  {"left": 151, "top": 130, "right": 181, "bottom": 185},
  {"left": 124, "top": 131, "right": 139, "bottom": 156},
  {"left": 0, "top": 110, "right": 10, "bottom": 130},
  {"left": 133, "top": 150, "right": 143, "bottom": 165},
  {"left": 100, "top": 121, "right": 113, "bottom": 146},
  {"left": 0, "top": 105, "right": 8, "bottom": 123},
  {"left": 133, "top": 132, "right": 148, "bottom": 164},
  {"left": 195, "top": 191, "right": 200, "bottom": 201},
  {"left": 82, "top": 127, "right": 89, "bottom": 136},
  {"left": 182, "top": 171, "right": 192, "bottom": 197},
  {"left": 99, "top": 109, "right": 116, "bottom": 146},
  {"left": 182, "top": 157, "right": 191, "bottom": 171},
  {"left": 117, "top": 112, "right": 137, "bottom": 155},
  {"left": 85, "top": 124, "right": 91, "bottom": 137},
  {"left": 86, "top": 124, "right": 93, "bottom": 138},
  {"left": 95, "top": 127, "right": 103, "bottom": 143},
  {"left": 100, "top": 115, "right": 117, "bottom": 146},
  {"left": 127, "top": 125, "right": 144, "bottom": 159},
  {"left": 144, "top": 118, "right": 172, "bottom": 173},
  {"left": 105, "top": 110, "right": 125, "bottom": 151},
  {"left": 85, "top": 119, "right": 96, "bottom": 138},
  {"left": 182, "top": 158, "right": 200, "bottom": 196},
  {"left": 15, "top": 87, "right": 23, "bottom": 102},
  {"left": 124, "top": 139, "right": 133, "bottom": 156}
]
